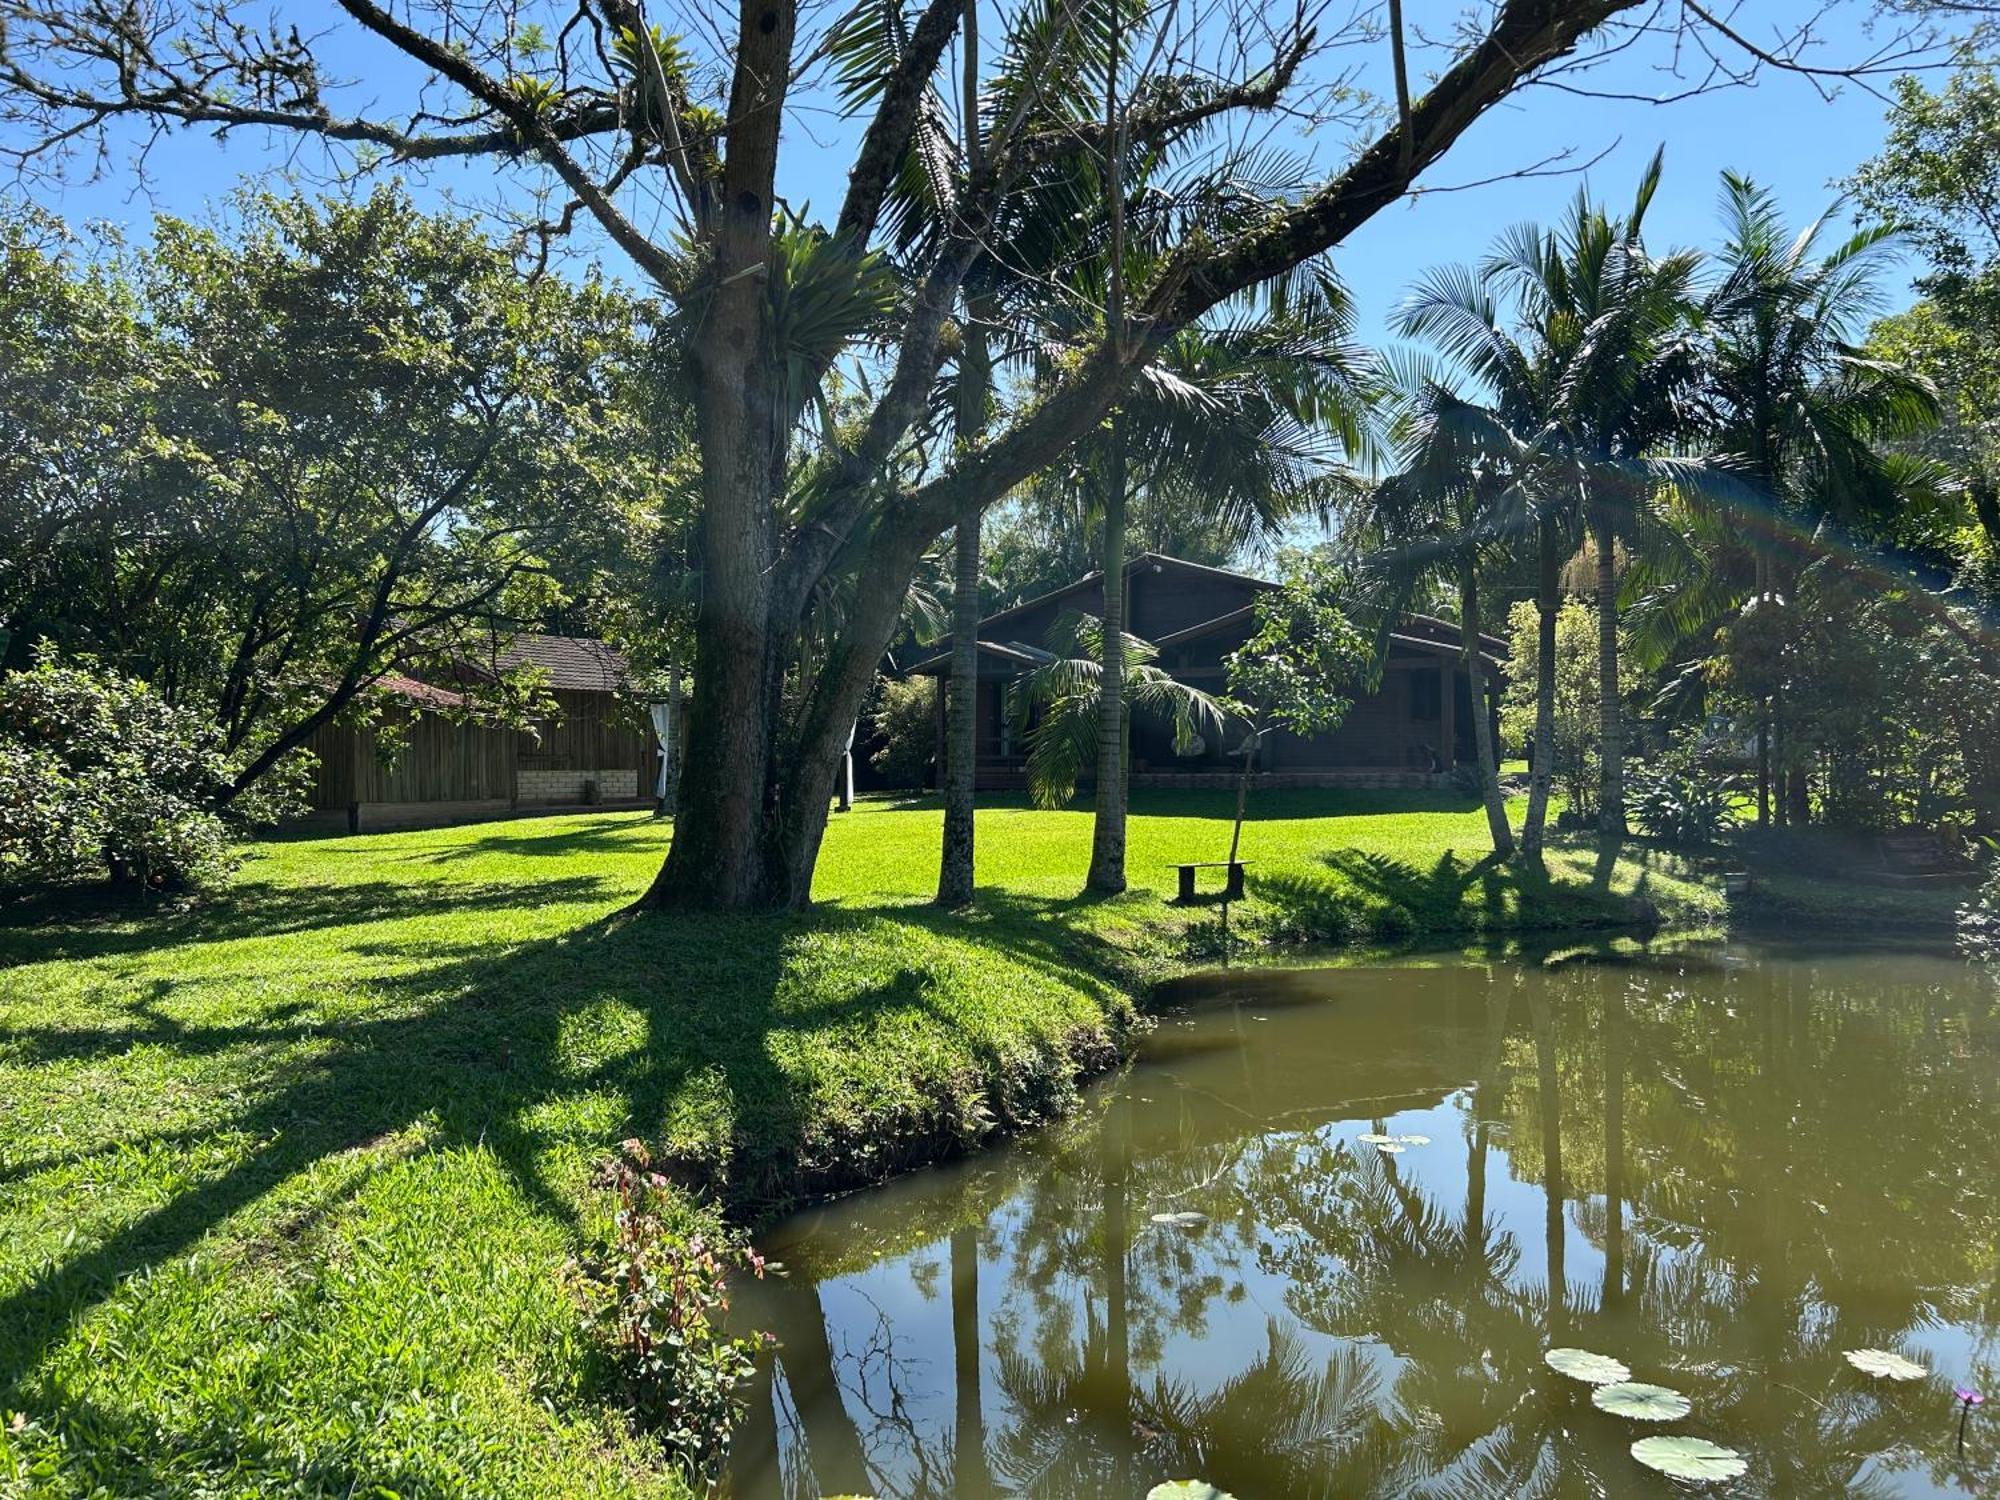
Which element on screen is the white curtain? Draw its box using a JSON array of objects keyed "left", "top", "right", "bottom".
[{"left": 648, "top": 701, "right": 674, "bottom": 800}]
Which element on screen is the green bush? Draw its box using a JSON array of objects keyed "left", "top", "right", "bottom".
[
  {"left": 869, "top": 674, "right": 936, "bottom": 788},
  {"left": 0, "top": 653, "right": 298, "bottom": 894},
  {"left": 1962, "top": 857, "right": 2000, "bottom": 963},
  {"left": 573, "top": 1141, "right": 767, "bottom": 1482},
  {"left": 1630, "top": 740, "right": 1742, "bottom": 848}
]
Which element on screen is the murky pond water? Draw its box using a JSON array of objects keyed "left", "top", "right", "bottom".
[{"left": 726, "top": 940, "right": 2000, "bottom": 1498}]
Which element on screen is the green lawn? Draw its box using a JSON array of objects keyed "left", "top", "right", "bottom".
[{"left": 0, "top": 788, "right": 1723, "bottom": 1497}]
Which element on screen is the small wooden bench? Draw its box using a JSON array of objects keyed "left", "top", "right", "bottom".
[{"left": 1175, "top": 860, "right": 1251, "bottom": 903}]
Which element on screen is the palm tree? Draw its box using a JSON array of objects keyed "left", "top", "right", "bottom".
[
  {"left": 1005, "top": 613, "right": 1222, "bottom": 810},
  {"left": 1399, "top": 152, "right": 1720, "bottom": 842},
  {"left": 1630, "top": 174, "right": 1936, "bottom": 825},
  {"left": 1366, "top": 367, "right": 1526, "bottom": 856}
]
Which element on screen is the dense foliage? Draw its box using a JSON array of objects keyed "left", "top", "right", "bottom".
[
  {"left": 1629, "top": 737, "right": 1742, "bottom": 847},
  {"left": 0, "top": 188, "right": 659, "bottom": 799},
  {"left": 0, "top": 655, "right": 298, "bottom": 894},
  {"left": 867, "top": 675, "right": 936, "bottom": 789},
  {"left": 1500, "top": 600, "right": 1604, "bottom": 824}
]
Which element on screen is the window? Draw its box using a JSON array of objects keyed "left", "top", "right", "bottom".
[{"left": 1409, "top": 670, "right": 1441, "bottom": 721}]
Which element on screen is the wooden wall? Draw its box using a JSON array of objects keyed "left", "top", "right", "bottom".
[{"left": 308, "top": 688, "right": 651, "bottom": 810}]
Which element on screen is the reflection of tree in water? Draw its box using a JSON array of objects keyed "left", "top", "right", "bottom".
[{"left": 737, "top": 948, "right": 2000, "bottom": 1498}]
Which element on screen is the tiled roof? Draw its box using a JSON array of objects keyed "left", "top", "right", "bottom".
[
  {"left": 491, "top": 633, "right": 630, "bottom": 692},
  {"left": 371, "top": 673, "right": 469, "bottom": 709}
]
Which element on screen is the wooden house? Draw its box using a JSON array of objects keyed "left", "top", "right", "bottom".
[
  {"left": 902, "top": 554, "right": 1505, "bottom": 790},
  {"left": 304, "top": 633, "right": 655, "bottom": 831}
]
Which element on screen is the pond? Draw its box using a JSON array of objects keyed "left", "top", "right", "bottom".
[{"left": 724, "top": 940, "right": 2000, "bottom": 1498}]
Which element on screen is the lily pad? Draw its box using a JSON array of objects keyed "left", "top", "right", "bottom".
[
  {"left": 1630, "top": 1436, "right": 1747, "bottom": 1482},
  {"left": 1146, "top": 1485, "right": 1237, "bottom": 1500},
  {"left": 1544, "top": 1347, "right": 1631, "bottom": 1385},
  {"left": 1357, "top": 1133, "right": 1398, "bottom": 1144},
  {"left": 1374, "top": 1141, "right": 1407, "bottom": 1154},
  {"left": 1397, "top": 1133, "right": 1432, "bottom": 1146},
  {"left": 1591, "top": 1381, "right": 1692, "bottom": 1421},
  {"left": 1149, "top": 1211, "right": 1208, "bottom": 1229},
  {"left": 1844, "top": 1347, "right": 1927, "bottom": 1381}
]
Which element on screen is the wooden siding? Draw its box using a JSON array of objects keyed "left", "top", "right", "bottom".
[
  {"left": 307, "top": 687, "right": 652, "bottom": 811},
  {"left": 518, "top": 688, "right": 650, "bottom": 778}
]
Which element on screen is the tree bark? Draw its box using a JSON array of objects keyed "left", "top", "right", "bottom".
[
  {"left": 1521, "top": 517, "right": 1559, "bottom": 863},
  {"left": 1086, "top": 16, "right": 1130, "bottom": 896},
  {"left": 1461, "top": 562, "right": 1514, "bottom": 856},
  {"left": 1592, "top": 509, "right": 1626, "bottom": 837},
  {"left": 936, "top": 308, "right": 990, "bottom": 908}
]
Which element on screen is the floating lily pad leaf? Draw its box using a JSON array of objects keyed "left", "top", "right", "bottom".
[
  {"left": 1630, "top": 1436, "right": 1747, "bottom": 1482},
  {"left": 1146, "top": 1484, "right": 1237, "bottom": 1500},
  {"left": 1544, "top": 1347, "right": 1631, "bottom": 1385},
  {"left": 1592, "top": 1381, "right": 1692, "bottom": 1421},
  {"left": 1396, "top": 1134, "right": 1432, "bottom": 1146},
  {"left": 1149, "top": 1211, "right": 1208, "bottom": 1229},
  {"left": 1357, "top": 1133, "right": 1397, "bottom": 1144},
  {"left": 1374, "top": 1142, "right": 1406, "bottom": 1154},
  {"left": 1844, "top": 1348, "right": 1927, "bottom": 1381}
]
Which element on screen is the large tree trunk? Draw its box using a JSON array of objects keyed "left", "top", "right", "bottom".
[
  {"left": 1521, "top": 517, "right": 1559, "bottom": 864},
  {"left": 1592, "top": 508, "right": 1626, "bottom": 837},
  {"left": 1461, "top": 562, "right": 1514, "bottom": 857},
  {"left": 644, "top": 0, "right": 793, "bottom": 909}
]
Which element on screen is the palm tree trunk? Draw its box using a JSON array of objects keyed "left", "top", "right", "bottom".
[
  {"left": 938, "top": 2, "right": 987, "bottom": 908},
  {"left": 1461, "top": 561, "right": 1514, "bottom": 856},
  {"left": 937, "top": 312, "right": 991, "bottom": 907},
  {"left": 1088, "top": 454, "right": 1129, "bottom": 893},
  {"left": 1592, "top": 508, "right": 1627, "bottom": 837},
  {"left": 937, "top": 493, "right": 981, "bottom": 906},
  {"left": 1086, "top": 20, "right": 1129, "bottom": 895},
  {"left": 1521, "top": 517, "right": 1559, "bottom": 864}
]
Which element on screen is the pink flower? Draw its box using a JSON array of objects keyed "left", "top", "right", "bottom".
[{"left": 1957, "top": 1388, "right": 1985, "bottom": 1407}]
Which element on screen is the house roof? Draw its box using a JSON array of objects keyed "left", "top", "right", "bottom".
[
  {"left": 906, "top": 553, "right": 1508, "bottom": 675},
  {"left": 371, "top": 673, "right": 469, "bottom": 710},
  {"left": 903, "top": 639, "right": 1057, "bottom": 677},
  {"left": 490, "top": 633, "right": 630, "bottom": 693}
]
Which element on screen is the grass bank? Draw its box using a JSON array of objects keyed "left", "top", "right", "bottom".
[{"left": 0, "top": 788, "right": 1938, "bottom": 1496}]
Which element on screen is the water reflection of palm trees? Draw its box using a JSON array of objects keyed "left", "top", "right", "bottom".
[{"left": 731, "top": 948, "right": 2000, "bottom": 1499}]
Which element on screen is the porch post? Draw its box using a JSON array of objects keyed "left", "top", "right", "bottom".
[{"left": 1438, "top": 660, "right": 1456, "bottom": 771}]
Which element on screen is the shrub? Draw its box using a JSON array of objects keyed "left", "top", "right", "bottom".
[
  {"left": 869, "top": 673, "right": 935, "bottom": 788},
  {"left": 1630, "top": 739, "right": 1742, "bottom": 848},
  {"left": 0, "top": 653, "right": 298, "bottom": 894},
  {"left": 1962, "top": 856, "right": 2000, "bottom": 964},
  {"left": 574, "top": 1141, "right": 768, "bottom": 1483}
]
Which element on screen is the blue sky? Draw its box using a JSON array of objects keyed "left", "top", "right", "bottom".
[{"left": 6, "top": 2, "right": 1933, "bottom": 343}]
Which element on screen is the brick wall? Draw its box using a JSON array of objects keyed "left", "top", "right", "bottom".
[{"left": 515, "top": 767, "right": 641, "bottom": 804}]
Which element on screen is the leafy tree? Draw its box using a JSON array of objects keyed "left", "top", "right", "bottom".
[
  {"left": 1500, "top": 599, "right": 1602, "bottom": 822},
  {"left": 0, "top": 187, "right": 657, "bottom": 799},
  {"left": 1220, "top": 561, "right": 1367, "bottom": 868},
  {"left": 868, "top": 674, "right": 937, "bottom": 790},
  {"left": 0, "top": 653, "right": 301, "bottom": 894},
  {"left": 0, "top": 0, "right": 1845, "bottom": 910}
]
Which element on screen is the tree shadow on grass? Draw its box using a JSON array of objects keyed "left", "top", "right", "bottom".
[
  {"left": 0, "top": 873, "right": 619, "bottom": 966},
  {"left": 0, "top": 884, "right": 1142, "bottom": 1431},
  {"left": 1255, "top": 846, "right": 1641, "bottom": 945}
]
